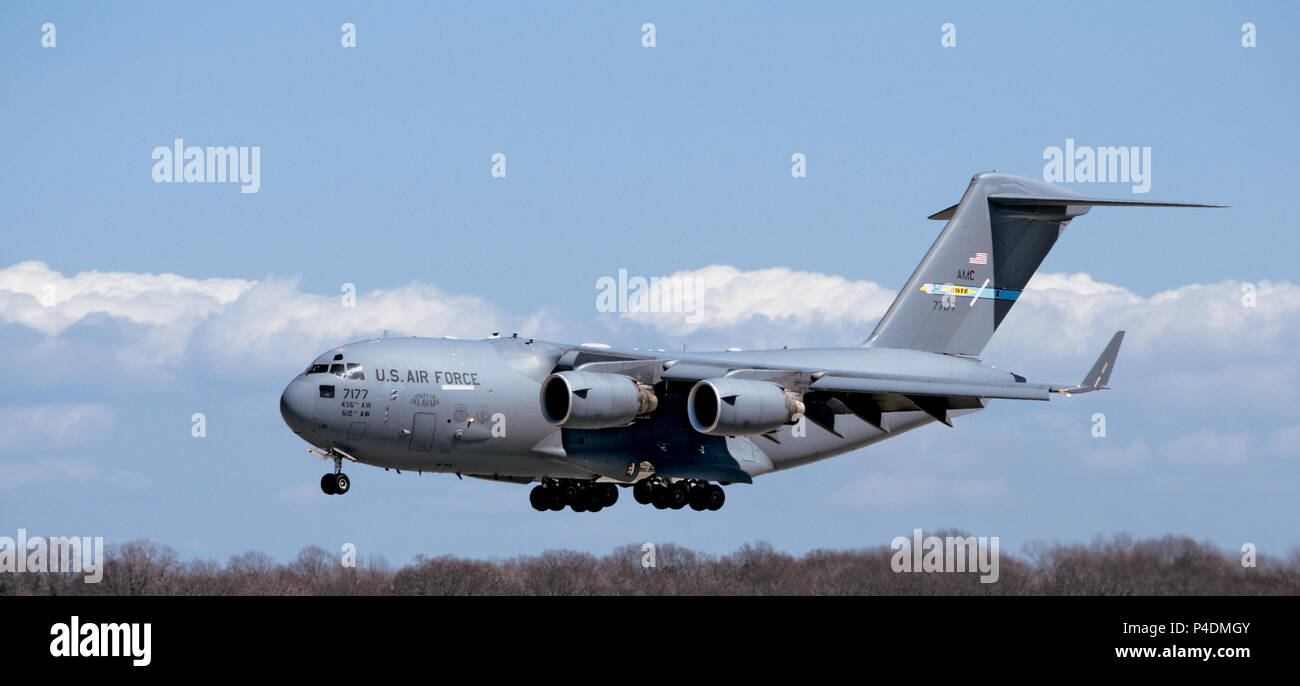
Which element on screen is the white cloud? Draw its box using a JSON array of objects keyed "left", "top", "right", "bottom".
[
  {"left": 0, "top": 458, "right": 96, "bottom": 489},
  {"left": 607, "top": 266, "right": 1300, "bottom": 368},
  {"left": 612, "top": 264, "right": 896, "bottom": 340},
  {"left": 1145, "top": 365, "right": 1300, "bottom": 410},
  {"left": 3, "top": 261, "right": 1299, "bottom": 398},
  {"left": 187, "top": 277, "right": 520, "bottom": 373},
  {"left": 0, "top": 403, "right": 115, "bottom": 448},
  {"left": 0, "top": 260, "right": 252, "bottom": 337},
  {"left": 1003, "top": 274, "right": 1300, "bottom": 360},
  {"left": 1160, "top": 429, "right": 1250, "bottom": 467},
  {"left": 0, "top": 262, "right": 548, "bottom": 375}
]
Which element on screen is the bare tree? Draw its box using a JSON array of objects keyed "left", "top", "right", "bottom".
[{"left": 6, "top": 534, "right": 1297, "bottom": 596}]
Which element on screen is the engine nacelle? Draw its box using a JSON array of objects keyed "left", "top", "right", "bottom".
[
  {"left": 540, "top": 371, "right": 658, "bottom": 429},
  {"left": 687, "top": 377, "right": 805, "bottom": 436}
]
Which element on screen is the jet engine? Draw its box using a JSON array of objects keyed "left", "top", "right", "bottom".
[
  {"left": 687, "top": 377, "right": 805, "bottom": 436},
  {"left": 540, "top": 371, "right": 658, "bottom": 429}
]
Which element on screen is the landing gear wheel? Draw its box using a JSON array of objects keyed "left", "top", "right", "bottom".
[
  {"left": 530, "top": 485, "right": 549, "bottom": 511},
  {"left": 667, "top": 482, "right": 689, "bottom": 510},
  {"left": 651, "top": 485, "right": 671, "bottom": 509},
  {"left": 332, "top": 473, "right": 350, "bottom": 495},
  {"left": 547, "top": 488, "right": 565, "bottom": 511},
  {"left": 633, "top": 480, "right": 654, "bottom": 505},
  {"left": 706, "top": 484, "right": 725, "bottom": 511},
  {"left": 599, "top": 484, "right": 619, "bottom": 507},
  {"left": 571, "top": 486, "right": 590, "bottom": 512},
  {"left": 320, "top": 474, "right": 337, "bottom": 495},
  {"left": 688, "top": 485, "right": 709, "bottom": 511},
  {"left": 579, "top": 486, "right": 602, "bottom": 512}
]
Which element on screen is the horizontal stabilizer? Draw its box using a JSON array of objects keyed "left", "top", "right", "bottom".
[
  {"left": 988, "top": 195, "right": 1227, "bottom": 210},
  {"left": 929, "top": 197, "right": 1225, "bottom": 219},
  {"left": 927, "top": 203, "right": 959, "bottom": 220}
]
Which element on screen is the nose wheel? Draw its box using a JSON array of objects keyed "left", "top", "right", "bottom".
[
  {"left": 320, "top": 454, "right": 350, "bottom": 495},
  {"left": 321, "top": 472, "right": 350, "bottom": 495}
]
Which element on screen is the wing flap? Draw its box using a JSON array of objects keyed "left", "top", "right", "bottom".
[{"left": 810, "top": 375, "right": 1050, "bottom": 401}]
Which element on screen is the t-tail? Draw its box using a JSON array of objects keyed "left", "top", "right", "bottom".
[{"left": 863, "top": 172, "right": 1222, "bottom": 357}]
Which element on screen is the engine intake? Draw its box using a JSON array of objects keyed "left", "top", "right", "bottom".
[
  {"left": 540, "top": 371, "right": 658, "bottom": 429},
  {"left": 687, "top": 377, "right": 804, "bottom": 436}
]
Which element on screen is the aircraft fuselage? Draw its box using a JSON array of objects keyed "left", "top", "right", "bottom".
[{"left": 279, "top": 335, "right": 999, "bottom": 485}]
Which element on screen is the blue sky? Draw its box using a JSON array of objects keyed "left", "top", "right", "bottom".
[{"left": 2, "top": 2, "right": 1298, "bottom": 567}]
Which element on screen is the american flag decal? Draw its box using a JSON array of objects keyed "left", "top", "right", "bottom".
[{"left": 969, "top": 252, "right": 988, "bottom": 265}]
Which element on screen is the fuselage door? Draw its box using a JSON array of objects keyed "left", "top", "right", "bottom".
[
  {"left": 409, "top": 412, "right": 438, "bottom": 452},
  {"left": 313, "top": 383, "right": 336, "bottom": 425}
]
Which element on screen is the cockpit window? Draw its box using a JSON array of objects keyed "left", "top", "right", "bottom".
[{"left": 308, "top": 361, "right": 362, "bottom": 379}]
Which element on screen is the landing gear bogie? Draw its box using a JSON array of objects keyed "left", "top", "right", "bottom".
[
  {"left": 635, "top": 478, "right": 727, "bottom": 512},
  {"left": 531, "top": 480, "right": 620, "bottom": 513},
  {"left": 528, "top": 478, "right": 725, "bottom": 512}
]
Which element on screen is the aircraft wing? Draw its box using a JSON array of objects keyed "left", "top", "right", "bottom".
[
  {"left": 661, "top": 361, "right": 1037, "bottom": 430},
  {"left": 555, "top": 331, "right": 1123, "bottom": 434},
  {"left": 542, "top": 333, "right": 1122, "bottom": 483},
  {"left": 557, "top": 353, "right": 1031, "bottom": 434}
]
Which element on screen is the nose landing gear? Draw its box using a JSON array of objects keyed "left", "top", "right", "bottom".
[{"left": 320, "top": 454, "right": 351, "bottom": 495}]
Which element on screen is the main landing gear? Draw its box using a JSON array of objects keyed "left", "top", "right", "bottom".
[
  {"left": 321, "top": 455, "right": 350, "bottom": 495},
  {"left": 527, "top": 478, "right": 725, "bottom": 512},
  {"left": 530, "top": 479, "right": 619, "bottom": 512},
  {"left": 632, "top": 478, "right": 725, "bottom": 511}
]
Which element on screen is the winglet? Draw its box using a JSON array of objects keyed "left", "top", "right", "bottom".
[{"left": 1058, "top": 331, "right": 1124, "bottom": 395}]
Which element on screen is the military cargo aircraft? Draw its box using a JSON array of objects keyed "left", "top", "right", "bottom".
[{"left": 279, "top": 172, "right": 1218, "bottom": 512}]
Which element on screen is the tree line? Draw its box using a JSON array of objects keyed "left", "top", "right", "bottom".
[{"left": 3, "top": 533, "right": 1296, "bottom": 595}]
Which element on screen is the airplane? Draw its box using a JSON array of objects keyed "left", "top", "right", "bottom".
[{"left": 279, "top": 171, "right": 1219, "bottom": 512}]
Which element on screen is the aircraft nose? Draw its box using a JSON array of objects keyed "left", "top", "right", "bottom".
[{"left": 280, "top": 377, "right": 315, "bottom": 434}]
